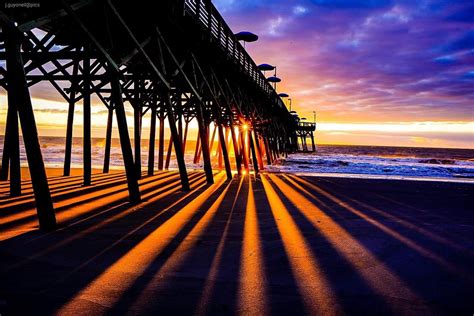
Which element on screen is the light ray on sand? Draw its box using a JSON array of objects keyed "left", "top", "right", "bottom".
[
  {"left": 288, "top": 175, "right": 473, "bottom": 282},
  {"left": 237, "top": 176, "right": 268, "bottom": 315},
  {"left": 194, "top": 176, "right": 245, "bottom": 316},
  {"left": 57, "top": 173, "right": 227, "bottom": 313},
  {"left": 127, "top": 177, "right": 236, "bottom": 312},
  {"left": 5, "top": 174, "right": 206, "bottom": 272},
  {"left": 0, "top": 172, "right": 184, "bottom": 241},
  {"left": 270, "top": 174, "right": 428, "bottom": 313},
  {"left": 331, "top": 184, "right": 473, "bottom": 255},
  {"left": 261, "top": 175, "right": 339, "bottom": 315}
]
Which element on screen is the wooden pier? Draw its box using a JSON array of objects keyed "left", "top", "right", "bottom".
[{"left": 0, "top": 0, "right": 303, "bottom": 230}]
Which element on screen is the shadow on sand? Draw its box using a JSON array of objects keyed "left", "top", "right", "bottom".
[{"left": 1, "top": 171, "right": 473, "bottom": 315}]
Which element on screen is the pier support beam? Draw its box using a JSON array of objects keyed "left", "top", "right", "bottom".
[
  {"left": 195, "top": 100, "right": 213, "bottom": 184},
  {"left": 230, "top": 123, "right": 242, "bottom": 175},
  {"left": 165, "top": 93, "right": 190, "bottom": 191},
  {"left": 4, "top": 27, "right": 56, "bottom": 230},
  {"left": 0, "top": 125, "right": 10, "bottom": 181},
  {"left": 103, "top": 107, "right": 114, "bottom": 173},
  {"left": 217, "top": 122, "right": 232, "bottom": 180},
  {"left": 254, "top": 130, "right": 264, "bottom": 171},
  {"left": 2, "top": 84, "right": 21, "bottom": 196},
  {"left": 183, "top": 120, "right": 189, "bottom": 153},
  {"left": 133, "top": 102, "right": 142, "bottom": 179},
  {"left": 158, "top": 107, "right": 165, "bottom": 170},
  {"left": 249, "top": 130, "right": 259, "bottom": 174},
  {"left": 240, "top": 127, "right": 250, "bottom": 173},
  {"left": 110, "top": 72, "right": 141, "bottom": 203},
  {"left": 264, "top": 135, "right": 272, "bottom": 165},
  {"left": 83, "top": 54, "right": 91, "bottom": 186},
  {"left": 148, "top": 107, "right": 157, "bottom": 176},
  {"left": 63, "top": 61, "right": 78, "bottom": 177},
  {"left": 193, "top": 131, "right": 201, "bottom": 164}
]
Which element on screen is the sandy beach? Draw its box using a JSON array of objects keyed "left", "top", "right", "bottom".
[{"left": 0, "top": 169, "right": 473, "bottom": 315}]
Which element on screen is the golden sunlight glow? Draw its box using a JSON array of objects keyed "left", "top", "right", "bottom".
[
  {"left": 289, "top": 175, "right": 473, "bottom": 282},
  {"left": 260, "top": 175, "right": 339, "bottom": 315},
  {"left": 128, "top": 175, "right": 234, "bottom": 313},
  {"left": 58, "top": 173, "right": 227, "bottom": 313},
  {"left": 238, "top": 176, "right": 268, "bottom": 315},
  {"left": 1, "top": 93, "right": 472, "bottom": 148},
  {"left": 318, "top": 122, "right": 474, "bottom": 133},
  {"left": 195, "top": 177, "right": 245, "bottom": 315},
  {"left": 0, "top": 172, "right": 183, "bottom": 241},
  {"left": 270, "top": 174, "right": 426, "bottom": 313}
]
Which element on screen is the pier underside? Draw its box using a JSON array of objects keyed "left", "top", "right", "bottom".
[{"left": 0, "top": 0, "right": 303, "bottom": 230}]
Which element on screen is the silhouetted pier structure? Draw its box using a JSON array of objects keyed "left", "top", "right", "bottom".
[
  {"left": 295, "top": 122, "right": 316, "bottom": 152},
  {"left": 0, "top": 0, "right": 306, "bottom": 230}
]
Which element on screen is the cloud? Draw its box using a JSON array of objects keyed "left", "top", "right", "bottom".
[
  {"left": 310, "top": 0, "right": 392, "bottom": 9},
  {"left": 3, "top": 0, "right": 472, "bottom": 148},
  {"left": 293, "top": 6, "right": 308, "bottom": 15},
  {"left": 34, "top": 108, "right": 69, "bottom": 114}
]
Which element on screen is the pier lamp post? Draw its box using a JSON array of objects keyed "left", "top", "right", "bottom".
[
  {"left": 258, "top": 63, "right": 275, "bottom": 76},
  {"left": 313, "top": 111, "right": 316, "bottom": 124},
  {"left": 235, "top": 31, "right": 258, "bottom": 48},
  {"left": 267, "top": 75, "right": 281, "bottom": 90},
  {"left": 278, "top": 93, "right": 290, "bottom": 110},
  {"left": 288, "top": 98, "right": 292, "bottom": 111}
]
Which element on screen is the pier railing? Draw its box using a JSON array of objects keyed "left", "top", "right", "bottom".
[{"left": 298, "top": 122, "right": 317, "bottom": 131}]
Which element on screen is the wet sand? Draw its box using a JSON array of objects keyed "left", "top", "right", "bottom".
[{"left": 1, "top": 169, "right": 473, "bottom": 315}]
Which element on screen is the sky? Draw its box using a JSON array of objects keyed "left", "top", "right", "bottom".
[
  {"left": 211, "top": 0, "right": 474, "bottom": 148},
  {"left": 0, "top": 0, "right": 473, "bottom": 148}
]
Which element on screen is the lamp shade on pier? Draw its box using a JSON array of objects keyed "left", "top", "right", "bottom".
[
  {"left": 234, "top": 31, "right": 259, "bottom": 42},
  {"left": 278, "top": 93, "right": 289, "bottom": 97},
  {"left": 267, "top": 76, "right": 281, "bottom": 83},
  {"left": 258, "top": 63, "right": 275, "bottom": 71}
]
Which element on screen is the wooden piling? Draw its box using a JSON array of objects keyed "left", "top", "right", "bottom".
[
  {"left": 193, "top": 131, "right": 201, "bottom": 164},
  {"left": 165, "top": 93, "right": 190, "bottom": 191},
  {"left": 240, "top": 127, "right": 250, "bottom": 172},
  {"left": 83, "top": 54, "right": 91, "bottom": 186},
  {"left": 217, "top": 122, "right": 232, "bottom": 180},
  {"left": 110, "top": 72, "right": 141, "bottom": 203},
  {"left": 249, "top": 130, "right": 259, "bottom": 174},
  {"left": 230, "top": 124, "right": 242, "bottom": 175},
  {"left": 103, "top": 107, "right": 114, "bottom": 173},
  {"left": 165, "top": 135, "right": 173, "bottom": 170},
  {"left": 158, "top": 107, "right": 165, "bottom": 170},
  {"left": 195, "top": 99, "right": 214, "bottom": 184},
  {"left": 254, "top": 129, "right": 264, "bottom": 170},
  {"left": 63, "top": 61, "right": 78, "bottom": 177},
  {"left": 133, "top": 105, "right": 142, "bottom": 179},
  {"left": 133, "top": 79, "right": 142, "bottom": 179},
  {"left": 3, "top": 89, "right": 21, "bottom": 196},
  {"left": 148, "top": 107, "right": 157, "bottom": 176},
  {"left": 4, "top": 27, "right": 56, "bottom": 230}
]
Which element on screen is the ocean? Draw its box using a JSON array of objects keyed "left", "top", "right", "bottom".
[
  {"left": 1, "top": 136, "right": 473, "bottom": 181},
  {"left": 270, "top": 144, "right": 474, "bottom": 181}
]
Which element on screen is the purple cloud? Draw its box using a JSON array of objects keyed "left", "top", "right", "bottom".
[{"left": 214, "top": 0, "right": 474, "bottom": 123}]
